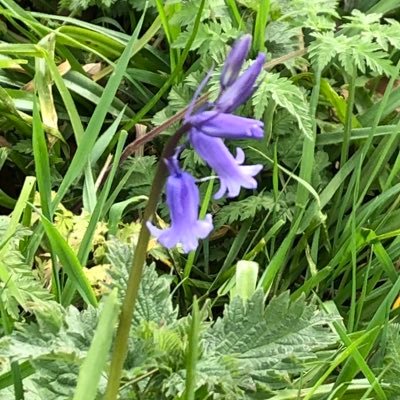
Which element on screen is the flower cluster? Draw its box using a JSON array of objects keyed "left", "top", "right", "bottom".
[{"left": 147, "top": 35, "right": 266, "bottom": 253}]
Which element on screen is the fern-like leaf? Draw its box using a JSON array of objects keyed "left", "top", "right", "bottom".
[
  {"left": 309, "top": 18, "right": 395, "bottom": 76},
  {"left": 215, "top": 194, "right": 276, "bottom": 227},
  {"left": 0, "top": 217, "right": 54, "bottom": 319},
  {"left": 253, "top": 72, "right": 312, "bottom": 139},
  {"left": 344, "top": 10, "right": 400, "bottom": 51}
]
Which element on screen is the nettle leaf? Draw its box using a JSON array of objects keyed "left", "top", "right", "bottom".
[
  {"left": 165, "top": 355, "right": 249, "bottom": 398},
  {"left": 253, "top": 72, "right": 312, "bottom": 139},
  {"left": 0, "top": 304, "right": 100, "bottom": 399},
  {"left": 0, "top": 305, "right": 98, "bottom": 363},
  {"left": 374, "top": 323, "right": 400, "bottom": 397},
  {"left": 215, "top": 194, "right": 276, "bottom": 227},
  {"left": 0, "top": 234, "right": 339, "bottom": 399},
  {"left": 0, "top": 239, "right": 179, "bottom": 399},
  {"left": 207, "top": 291, "right": 337, "bottom": 388},
  {"left": 106, "top": 239, "right": 178, "bottom": 326},
  {"left": 166, "top": 291, "right": 338, "bottom": 397},
  {"left": 28, "top": 361, "right": 82, "bottom": 400}
]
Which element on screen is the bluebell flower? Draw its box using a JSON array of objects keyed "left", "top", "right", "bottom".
[
  {"left": 185, "top": 110, "right": 264, "bottom": 140},
  {"left": 189, "top": 130, "right": 263, "bottom": 199},
  {"left": 146, "top": 156, "right": 213, "bottom": 253},
  {"left": 220, "top": 34, "right": 251, "bottom": 90},
  {"left": 216, "top": 53, "right": 266, "bottom": 113},
  {"left": 148, "top": 35, "right": 265, "bottom": 253},
  {"left": 184, "top": 36, "right": 265, "bottom": 200}
]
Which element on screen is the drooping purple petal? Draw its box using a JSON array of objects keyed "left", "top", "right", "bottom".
[
  {"left": 189, "top": 129, "right": 263, "bottom": 199},
  {"left": 220, "top": 34, "right": 252, "bottom": 90},
  {"left": 186, "top": 110, "right": 264, "bottom": 140},
  {"left": 216, "top": 53, "right": 266, "bottom": 113},
  {"left": 147, "top": 157, "right": 213, "bottom": 253}
]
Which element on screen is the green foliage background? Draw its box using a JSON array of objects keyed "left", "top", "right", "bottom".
[{"left": 0, "top": 0, "right": 400, "bottom": 398}]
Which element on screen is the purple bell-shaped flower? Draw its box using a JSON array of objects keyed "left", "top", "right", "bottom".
[
  {"left": 149, "top": 35, "right": 266, "bottom": 253},
  {"left": 184, "top": 35, "right": 265, "bottom": 200},
  {"left": 189, "top": 130, "right": 263, "bottom": 199},
  {"left": 185, "top": 110, "right": 264, "bottom": 140},
  {"left": 147, "top": 156, "right": 213, "bottom": 253}
]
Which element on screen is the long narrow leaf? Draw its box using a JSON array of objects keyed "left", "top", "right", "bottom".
[
  {"left": 73, "top": 290, "right": 119, "bottom": 400},
  {"left": 32, "top": 98, "right": 51, "bottom": 218},
  {"left": 40, "top": 216, "right": 97, "bottom": 307},
  {"left": 51, "top": 14, "right": 146, "bottom": 212}
]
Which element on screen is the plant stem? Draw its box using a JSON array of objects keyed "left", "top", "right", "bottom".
[
  {"left": 104, "top": 124, "right": 190, "bottom": 400},
  {"left": 183, "top": 297, "right": 200, "bottom": 400},
  {"left": 253, "top": 0, "right": 270, "bottom": 53}
]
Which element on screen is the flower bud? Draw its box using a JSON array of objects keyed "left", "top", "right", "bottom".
[
  {"left": 220, "top": 34, "right": 252, "bottom": 89},
  {"left": 217, "top": 53, "right": 266, "bottom": 113}
]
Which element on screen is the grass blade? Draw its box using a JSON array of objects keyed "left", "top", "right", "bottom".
[
  {"left": 40, "top": 215, "right": 97, "bottom": 307},
  {"left": 51, "top": 13, "right": 146, "bottom": 211},
  {"left": 32, "top": 98, "right": 51, "bottom": 219},
  {"left": 73, "top": 289, "right": 119, "bottom": 400}
]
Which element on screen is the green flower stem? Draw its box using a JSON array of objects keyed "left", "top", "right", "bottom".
[{"left": 104, "top": 124, "right": 190, "bottom": 400}]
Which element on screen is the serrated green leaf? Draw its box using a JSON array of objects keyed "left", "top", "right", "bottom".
[
  {"left": 215, "top": 194, "right": 276, "bottom": 226},
  {"left": 253, "top": 72, "right": 313, "bottom": 139},
  {"left": 106, "top": 240, "right": 178, "bottom": 326}
]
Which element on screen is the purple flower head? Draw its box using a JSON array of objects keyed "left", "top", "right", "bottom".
[
  {"left": 185, "top": 110, "right": 264, "bottom": 140},
  {"left": 217, "top": 53, "right": 266, "bottom": 113},
  {"left": 147, "top": 156, "right": 213, "bottom": 253},
  {"left": 189, "top": 129, "right": 263, "bottom": 199},
  {"left": 147, "top": 35, "right": 266, "bottom": 253},
  {"left": 220, "top": 34, "right": 252, "bottom": 90}
]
